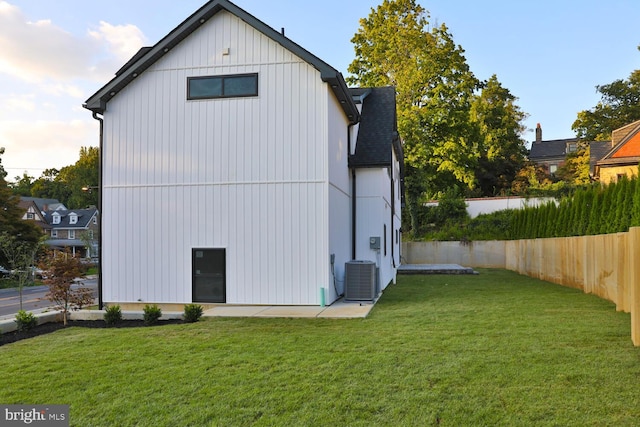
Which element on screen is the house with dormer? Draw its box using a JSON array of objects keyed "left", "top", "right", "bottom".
[
  {"left": 45, "top": 208, "right": 99, "bottom": 258},
  {"left": 529, "top": 123, "right": 610, "bottom": 177},
  {"left": 83, "top": 0, "right": 403, "bottom": 308}
]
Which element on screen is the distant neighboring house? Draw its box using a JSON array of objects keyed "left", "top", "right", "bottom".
[
  {"left": 44, "top": 208, "right": 99, "bottom": 258},
  {"left": 83, "top": 0, "right": 403, "bottom": 307},
  {"left": 19, "top": 197, "right": 99, "bottom": 258},
  {"left": 529, "top": 123, "right": 609, "bottom": 176},
  {"left": 20, "top": 197, "right": 67, "bottom": 212},
  {"left": 596, "top": 120, "right": 640, "bottom": 184},
  {"left": 17, "top": 199, "right": 51, "bottom": 233}
]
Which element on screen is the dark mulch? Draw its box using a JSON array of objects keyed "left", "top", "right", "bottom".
[{"left": 0, "top": 319, "right": 184, "bottom": 347}]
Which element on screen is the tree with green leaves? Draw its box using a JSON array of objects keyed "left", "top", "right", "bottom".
[
  {"left": 9, "top": 172, "right": 35, "bottom": 196},
  {"left": 348, "top": 0, "right": 481, "bottom": 231},
  {"left": 348, "top": 0, "right": 528, "bottom": 233},
  {"left": 555, "top": 145, "right": 591, "bottom": 185},
  {"left": 0, "top": 153, "right": 42, "bottom": 266},
  {"left": 471, "top": 75, "right": 528, "bottom": 196},
  {"left": 55, "top": 147, "right": 99, "bottom": 208},
  {"left": 572, "top": 66, "right": 640, "bottom": 141}
]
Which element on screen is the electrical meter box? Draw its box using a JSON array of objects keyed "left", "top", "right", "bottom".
[{"left": 369, "top": 236, "right": 381, "bottom": 250}]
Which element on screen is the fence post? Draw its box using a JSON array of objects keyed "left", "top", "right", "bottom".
[{"left": 630, "top": 227, "right": 640, "bottom": 346}]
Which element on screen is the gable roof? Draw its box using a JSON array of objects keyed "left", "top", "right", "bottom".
[
  {"left": 529, "top": 138, "right": 578, "bottom": 160},
  {"left": 83, "top": 0, "right": 359, "bottom": 124},
  {"left": 45, "top": 208, "right": 98, "bottom": 229},
  {"left": 597, "top": 120, "right": 640, "bottom": 167},
  {"left": 20, "top": 197, "right": 66, "bottom": 212},
  {"left": 349, "top": 87, "right": 402, "bottom": 168}
]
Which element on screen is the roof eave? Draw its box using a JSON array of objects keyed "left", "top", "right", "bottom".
[{"left": 83, "top": 0, "right": 359, "bottom": 123}]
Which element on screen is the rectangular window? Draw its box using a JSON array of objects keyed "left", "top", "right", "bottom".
[
  {"left": 384, "top": 224, "right": 387, "bottom": 256},
  {"left": 69, "top": 230, "right": 75, "bottom": 240},
  {"left": 187, "top": 73, "right": 258, "bottom": 100},
  {"left": 51, "top": 230, "right": 58, "bottom": 238}
]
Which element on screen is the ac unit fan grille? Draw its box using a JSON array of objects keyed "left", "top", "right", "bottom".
[{"left": 345, "top": 261, "right": 377, "bottom": 301}]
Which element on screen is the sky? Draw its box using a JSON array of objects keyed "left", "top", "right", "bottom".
[{"left": 1, "top": 0, "right": 639, "bottom": 180}]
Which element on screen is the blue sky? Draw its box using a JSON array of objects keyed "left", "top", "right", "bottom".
[{"left": 1, "top": 0, "right": 639, "bottom": 178}]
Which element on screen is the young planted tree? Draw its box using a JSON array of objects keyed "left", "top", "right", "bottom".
[
  {"left": 0, "top": 233, "right": 41, "bottom": 310},
  {"left": 42, "top": 250, "right": 93, "bottom": 325}
]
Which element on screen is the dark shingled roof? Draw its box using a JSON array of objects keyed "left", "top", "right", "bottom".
[
  {"left": 45, "top": 208, "right": 98, "bottom": 228},
  {"left": 529, "top": 138, "right": 577, "bottom": 160},
  {"left": 590, "top": 141, "right": 612, "bottom": 163},
  {"left": 349, "top": 86, "right": 401, "bottom": 168}
]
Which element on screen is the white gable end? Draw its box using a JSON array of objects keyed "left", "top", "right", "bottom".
[{"left": 100, "top": 9, "right": 341, "bottom": 305}]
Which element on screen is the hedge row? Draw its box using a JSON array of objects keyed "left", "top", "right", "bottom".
[{"left": 510, "top": 175, "right": 640, "bottom": 240}]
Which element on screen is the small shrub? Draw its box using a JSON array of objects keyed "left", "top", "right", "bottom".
[
  {"left": 143, "top": 304, "right": 162, "bottom": 325},
  {"left": 183, "top": 304, "right": 204, "bottom": 323},
  {"left": 104, "top": 305, "right": 122, "bottom": 326},
  {"left": 15, "top": 310, "right": 38, "bottom": 332}
]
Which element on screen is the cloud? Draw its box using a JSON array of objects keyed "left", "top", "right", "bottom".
[
  {"left": 0, "top": 1, "right": 146, "bottom": 85},
  {"left": 0, "top": 93, "right": 36, "bottom": 113},
  {"left": 0, "top": 118, "right": 98, "bottom": 177}
]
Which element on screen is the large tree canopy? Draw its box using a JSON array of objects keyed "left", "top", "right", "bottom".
[
  {"left": 348, "top": 0, "right": 528, "bottom": 232},
  {"left": 572, "top": 68, "right": 640, "bottom": 141},
  {"left": 0, "top": 152, "right": 41, "bottom": 266},
  {"left": 8, "top": 147, "right": 98, "bottom": 209}
]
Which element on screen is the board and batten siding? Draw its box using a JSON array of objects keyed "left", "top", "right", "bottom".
[
  {"left": 354, "top": 152, "right": 402, "bottom": 290},
  {"left": 327, "top": 88, "right": 353, "bottom": 301},
  {"left": 102, "top": 11, "right": 335, "bottom": 305}
]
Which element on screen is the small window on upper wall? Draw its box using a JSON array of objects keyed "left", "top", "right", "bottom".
[{"left": 187, "top": 73, "right": 258, "bottom": 100}]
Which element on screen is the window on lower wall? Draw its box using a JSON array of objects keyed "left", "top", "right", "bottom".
[{"left": 187, "top": 73, "right": 258, "bottom": 100}]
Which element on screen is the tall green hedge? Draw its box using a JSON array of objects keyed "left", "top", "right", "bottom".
[
  {"left": 508, "top": 175, "right": 639, "bottom": 240},
  {"left": 416, "top": 169, "right": 640, "bottom": 242}
]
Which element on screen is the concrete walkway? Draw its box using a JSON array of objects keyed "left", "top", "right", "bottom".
[
  {"left": 203, "top": 298, "right": 374, "bottom": 319},
  {"left": 0, "top": 298, "right": 375, "bottom": 334}
]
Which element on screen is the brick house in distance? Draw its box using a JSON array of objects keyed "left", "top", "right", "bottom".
[
  {"left": 19, "top": 197, "right": 99, "bottom": 258},
  {"left": 529, "top": 123, "right": 610, "bottom": 177},
  {"left": 596, "top": 120, "right": 640, "bottom": 184}
]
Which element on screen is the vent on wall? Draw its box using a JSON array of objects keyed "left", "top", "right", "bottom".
[{"left": 344, "top": 261, "right": 377, "bottom": 301}]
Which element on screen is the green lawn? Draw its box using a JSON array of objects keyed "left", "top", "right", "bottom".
[{"left": 2, "top": 269, "right": 639, "bottom": 426}]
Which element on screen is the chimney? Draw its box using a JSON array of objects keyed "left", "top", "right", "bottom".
[{"left": 535, "top": 123, "right": 542, "bottom": 143}]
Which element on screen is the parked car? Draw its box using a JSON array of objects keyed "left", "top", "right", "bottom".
[{"left": 0, "top": 266, "right": 9, "bottom": 278}]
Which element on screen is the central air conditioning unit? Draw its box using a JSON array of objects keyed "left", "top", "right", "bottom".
[{"left": 344, "top": 260, "right": 377, "bottom": 302}]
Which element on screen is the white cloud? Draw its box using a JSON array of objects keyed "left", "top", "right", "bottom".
[
  {"left": 0, "top": 93, "right": 36, "bottom": 113},
  {"left": 89, "top": 21, "right": 146, "bottom": 64},
  {"left": 0, "top": 2, "right": 148, "bottom": 179},
  {"left": 0, "top": 118, "right": 98, "bottom": 177},
  {"left": 0, "top": 1, "right": 146, "bottom": 85}
]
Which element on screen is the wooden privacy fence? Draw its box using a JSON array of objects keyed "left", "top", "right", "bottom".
[{"left": 402, "top": 227, "right": 640, "bottom": 346}]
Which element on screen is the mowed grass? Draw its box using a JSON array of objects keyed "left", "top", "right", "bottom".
[{"left": 2, "top": 269, "right": 640, "bottom": 426}]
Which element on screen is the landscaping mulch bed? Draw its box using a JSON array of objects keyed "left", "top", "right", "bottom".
[{"left": 0, "top": 319, "right": 184, "bottom": 347}]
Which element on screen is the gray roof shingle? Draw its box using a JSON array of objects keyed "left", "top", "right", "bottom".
[{"left": 349, "top": 86, "right": 401, "bottom": 168}]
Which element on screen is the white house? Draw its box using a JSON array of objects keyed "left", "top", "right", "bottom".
[{"left": 83, "top": 0, "right": 403, "bottom": 307}]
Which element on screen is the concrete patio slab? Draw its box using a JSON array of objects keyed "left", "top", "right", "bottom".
[
  {"left": 398, "top": 263, "right": 478, "bottom": 275},
  {"left": 318, "top": 301, "right": 374, "bottom": 318},
  {"left": 256, "top": 306, "right": 326, "bottom": 318},
  {"left": 203, "top": 306, "right": 270, "bottom": 317}
]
